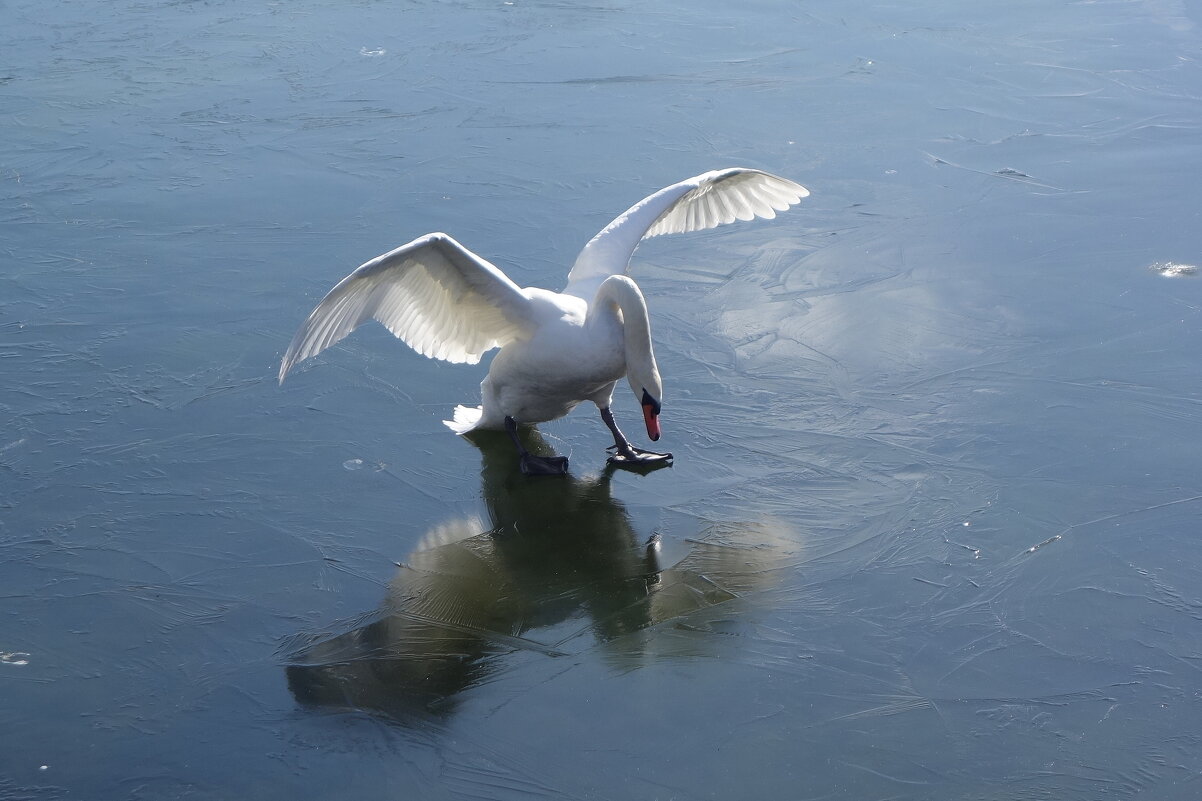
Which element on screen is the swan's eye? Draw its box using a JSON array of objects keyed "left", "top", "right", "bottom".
[{"left": 640, "top": 388, "right": 661, "bottom": 415}]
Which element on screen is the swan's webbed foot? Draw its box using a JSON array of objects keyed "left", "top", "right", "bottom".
[
  {"left": 598, "top": 406, "right": 672, "bottom": 472},
  {"left": 505, "top": 415, "right": 569, "bottom": 476},
  {"left": 606, "top": 444, "right": 673, "bottom": 471},
  {"left": 519, "top": 453, "right": 570, "bottom": 476}
]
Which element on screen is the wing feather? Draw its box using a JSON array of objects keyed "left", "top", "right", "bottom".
[
  {"left": 646, "top": 169, "right": 808, "bottom": 237},
  {"left": 279, "top": 232, "right": 533, "bottom": 382},
  {"left": 565, "top": 168, "right": 808, "bottom": 296}
]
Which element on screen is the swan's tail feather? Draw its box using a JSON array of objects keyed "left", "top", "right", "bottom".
[{"left": 444, "top": 405, "right": 483, "bottom": 435}]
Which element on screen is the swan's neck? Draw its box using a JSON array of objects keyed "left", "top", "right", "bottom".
[
  {"left": 589, "top": 275, "right": 661, "bottom": 395},
  {"left": 590, "top": 275, "right": 649, "bottom": 345}
]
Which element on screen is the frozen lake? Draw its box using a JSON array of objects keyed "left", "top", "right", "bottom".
[{"left": 4, "top": 0, "right": 1202, "bottom": 798}]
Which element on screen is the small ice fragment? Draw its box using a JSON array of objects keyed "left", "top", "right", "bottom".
[
  {"left": 1149, "top": 261, "right": 1197, "bottom": 277},
  {"left": 1, "top": 652, "right": 30, "bottom": 666},
  {"left": 359, "top": 47, "right": 386, "bottom": 57},
  {"left": 343, "top": 458, "right": 364, "bottom": 471}
]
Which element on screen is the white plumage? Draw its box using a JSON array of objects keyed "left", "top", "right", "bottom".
[
  {"left": 279, "top": 232, "right": 530, "bottom": 368},
  {"left": 279, "top": 168, "right": 808, "bottom": 470}
]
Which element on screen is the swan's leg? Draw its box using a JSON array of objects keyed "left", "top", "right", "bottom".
[
  {"left": 600, "top": 407, "right": 673, "bottom": 468},
  {"left": 505, "top": 416, "right": 569, "bottom": 476}
]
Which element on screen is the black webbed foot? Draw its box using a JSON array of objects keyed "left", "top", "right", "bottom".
[
  {"left": 506, "top": 415, "right": 569, "bottom": 476},
  {"left": 519, "top": 453, "right": 570, "bottom": 476},
  {"left": 606, "top": 445, "right": 673, "bottom": 472}
]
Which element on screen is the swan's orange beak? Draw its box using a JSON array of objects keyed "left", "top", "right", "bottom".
[
  {"left": 640, "top": 389, "right": 661, "bottom": 442},
  {"left": 643, "top": 402, "right": 660, "bottom": 441}
]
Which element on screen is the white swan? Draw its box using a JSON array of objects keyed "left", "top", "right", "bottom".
[{"left": 279, "top": 168, "right": 808, "bottom": 474}]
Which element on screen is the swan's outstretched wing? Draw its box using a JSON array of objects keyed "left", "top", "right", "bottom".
[
  {"left": 279, "top": 233, "right": 533, "bottom": 382},
  {"left": 564, "top": 168, "right": 809, "bottom": 297}
]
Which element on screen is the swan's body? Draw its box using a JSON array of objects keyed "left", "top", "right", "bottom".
[{"left": 280, "top": 168, "right": 808, "bottom": 473}]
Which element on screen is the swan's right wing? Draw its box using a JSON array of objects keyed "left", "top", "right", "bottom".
[
  {"left": 279, "top": 233, "right": 533, "bottom": 382},
  {"left": 564, "top": 168, "right": 808, "bottom": 297}
]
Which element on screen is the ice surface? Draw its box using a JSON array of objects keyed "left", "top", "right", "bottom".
[{"left": 3, "top": 0, "right": 1202, "bottom": 798}]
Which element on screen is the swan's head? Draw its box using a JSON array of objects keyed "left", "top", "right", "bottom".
[
  {"left": 629, "top": 367, "right": 663, "bottom": 442},
  {"left": 640, "top": 388, "right": 662, "bottom": 442}
]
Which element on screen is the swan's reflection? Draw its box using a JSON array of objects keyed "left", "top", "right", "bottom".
[{"left": 285, "top": 428, "right": 796, "bottom": 721}]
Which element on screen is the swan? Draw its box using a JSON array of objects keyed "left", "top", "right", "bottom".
[{"left": 279, "top": 168, "right": 809, "bottom": 475}]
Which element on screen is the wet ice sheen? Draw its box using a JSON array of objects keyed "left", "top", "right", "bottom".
[
  {"left": 3, "top": 0, "right": 1202, "bottom": 799},
  {"left": 1148, "top": 261, "right": 1198, "bottom": 277}
]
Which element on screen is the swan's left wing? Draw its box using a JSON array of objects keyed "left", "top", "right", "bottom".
[
  {"left": 279, "top": 233, "right": 533, "bottom": 382},
  {"left": 564, "top": 168, "right": 808, "bottom": 298}
]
